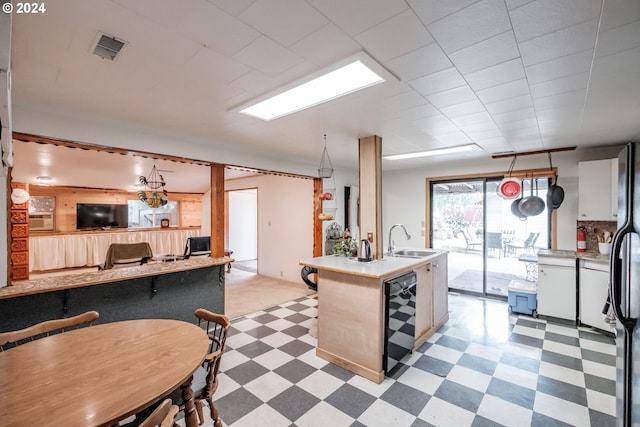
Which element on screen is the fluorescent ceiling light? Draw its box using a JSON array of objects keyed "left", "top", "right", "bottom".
[
  {"left": 384, "top": 144, "right": 479, "bottom": 160},
  {"left": 238, "top": 54, "right": 390, "bottom": 121}
]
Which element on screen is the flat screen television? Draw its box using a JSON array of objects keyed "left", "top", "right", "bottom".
[{"left": 76, "top": 203, "right": 129, "bottom": 230}]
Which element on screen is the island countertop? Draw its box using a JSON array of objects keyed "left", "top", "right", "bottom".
[
  {"left": 0, "top": 257, "right": 232, "bottom": 300},
  {"left": 299, "top": 249, "right": 446, "bottom": 279}
]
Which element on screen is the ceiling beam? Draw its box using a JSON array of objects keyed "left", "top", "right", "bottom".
[{"left": 491, "top": 146, "right": 576, "bottom": 159}]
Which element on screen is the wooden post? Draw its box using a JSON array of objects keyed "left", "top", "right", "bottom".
[
  {"left": 313, "top": 178, "right": 323, "bottom": 257},
  {"left": 358, "top": 135, "right": 383, "bottom": 259},
  {"left": 210, "top": 164, "right": 225, "bottom": 258}
]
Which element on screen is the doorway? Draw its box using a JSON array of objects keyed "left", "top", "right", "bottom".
[
  {"left": 227, "top": 188, "right": 258, "bottom": 274},
  {"left": 430, "top": 177, "right": 550, "bottom": 297}
]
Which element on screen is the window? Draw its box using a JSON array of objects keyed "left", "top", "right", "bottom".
[{"left": 127, "top": 200, "right": 178, "bottom": 228}]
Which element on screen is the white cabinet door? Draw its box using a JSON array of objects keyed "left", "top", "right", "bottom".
[
  {"left": 578, "top": 159, "right": 618, "bottom": 221},
  {"left": 537, "top": 264, "right": 576, "bottom": 320},
  {"left": 579, "top": 265, "right": 614, "bottom": 331}
]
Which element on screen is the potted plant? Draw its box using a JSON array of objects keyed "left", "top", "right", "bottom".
[{"left": 333, "top": 237, "right": 358, "bottom": 257}]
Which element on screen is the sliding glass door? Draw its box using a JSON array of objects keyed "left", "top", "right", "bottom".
[{"left": 430, "top": 177, "right": 550, "bottom": 297}]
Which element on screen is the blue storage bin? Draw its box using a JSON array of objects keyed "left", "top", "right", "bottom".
[{"left": 508, "top": 280, "right": 538, "bottom": 316}]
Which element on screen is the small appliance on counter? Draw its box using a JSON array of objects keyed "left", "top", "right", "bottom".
[{"left": 357, "top": 239, "right": 372, "bottom": 262}]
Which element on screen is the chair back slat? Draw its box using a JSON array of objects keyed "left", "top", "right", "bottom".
[
  {"left": 138, "top": 399, "right": 178, "bottom": 427},
  {"left": 0, "top": 311, "right": 99, "bottom": 351}
]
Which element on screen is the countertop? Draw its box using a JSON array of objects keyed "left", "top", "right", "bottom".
[
  {"left": 0, "top": 257, "right": 232, "bottom": 299},
  {"left": 536, "top": 249, "right": 610, "bottom": 265},
  {"left": 299, "top": 249, "right": 447, "bottom": 279}
]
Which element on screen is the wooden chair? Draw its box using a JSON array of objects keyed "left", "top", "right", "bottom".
[
  {"left": 167, "top": 309, "right": 230, "bottom": 426},
  {"left": 0, "top": 311, "right": 99, "bottom": 351},
  {"left": 137, "top": 399, "right": 178, "bottom": 427}
]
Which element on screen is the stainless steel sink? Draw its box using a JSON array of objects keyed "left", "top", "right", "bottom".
[{"left": 390, "top": 249, "right": 438, "bottom": 258}]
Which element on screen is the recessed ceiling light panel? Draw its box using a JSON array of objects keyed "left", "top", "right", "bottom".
[
  {"left": 384, "top": 144, "right": 480, "bottom": 160},
  {"left": 235, "top": 51, "right": 398, "bottom": 121}
]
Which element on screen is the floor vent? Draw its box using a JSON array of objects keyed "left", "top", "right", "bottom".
[{"left": 92, "top": 33, "right": 126, "bottom": 60}]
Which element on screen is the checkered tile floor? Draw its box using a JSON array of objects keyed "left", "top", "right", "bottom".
[{"left": 207, "top": 293, "right": 616, "bottom": 427}]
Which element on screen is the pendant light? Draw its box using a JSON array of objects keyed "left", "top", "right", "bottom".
[{"left": 318, "top": 134, "right": 334, "bottom": 178}]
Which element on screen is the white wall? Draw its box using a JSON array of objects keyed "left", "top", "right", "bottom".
[
  {"left": 225, "top": 174, "right": 314, "bottom": 283},
  {"left": 228, "top": 189, "right": 257, "bottom": 261},
  {"left": 381, "top": 147, "right": 624, "bottom": 253}
]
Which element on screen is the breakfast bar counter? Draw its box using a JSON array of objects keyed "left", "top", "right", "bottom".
[
  {"left": 300, "top": 250, "right": 448, "bottom": 383},
  {"left": 0, "top": 257, "right": 231, "bottom": 333}
]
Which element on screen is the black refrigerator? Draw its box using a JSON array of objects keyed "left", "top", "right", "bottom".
[{"left": 610, "top": 141, "right": 640, "bottom": 427}]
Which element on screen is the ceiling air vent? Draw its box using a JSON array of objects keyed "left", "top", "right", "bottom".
[{"left": 92, "top": 33, "right": 126, "bottom": 60}]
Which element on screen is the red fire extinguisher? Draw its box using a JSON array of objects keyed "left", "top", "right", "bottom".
[{"left": 577, "top": 226, "right": 587, "bottom": 252}]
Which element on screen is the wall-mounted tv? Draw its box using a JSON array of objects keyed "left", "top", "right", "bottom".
[{"left": 76, "top": 203, "right": 129, "bottom": 230}]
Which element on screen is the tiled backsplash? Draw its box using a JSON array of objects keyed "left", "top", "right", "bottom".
[{"left": 577, "top": 220, "right": 617, "bottom": 252}]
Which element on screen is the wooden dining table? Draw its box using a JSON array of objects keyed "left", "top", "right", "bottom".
[{"left": 0, "top": 318, "right": 210, "bottom": 427}]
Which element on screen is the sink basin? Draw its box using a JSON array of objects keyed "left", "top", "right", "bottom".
[{"left": 390, "top": 249, "right": 438, "bottom": 258}]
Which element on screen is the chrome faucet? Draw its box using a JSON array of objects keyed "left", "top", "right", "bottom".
[{"left": 388, "top": 224, "right": 411, "bottom": 255}]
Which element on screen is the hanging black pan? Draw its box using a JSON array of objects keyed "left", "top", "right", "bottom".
[{"left": 547, "top": 153, "right": 565, "bottom": 210}]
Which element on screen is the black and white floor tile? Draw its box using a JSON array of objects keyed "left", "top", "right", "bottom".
[{"left": 198, "top": 293, "right": 616, "bottom": 427}]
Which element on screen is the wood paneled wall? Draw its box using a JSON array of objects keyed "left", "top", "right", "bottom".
[{"left": 28, "top": 185, "right": 202, "bottom": 233}]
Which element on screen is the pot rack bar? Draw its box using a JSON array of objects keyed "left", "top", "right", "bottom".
[{"left": 491, "top": 146, "right": 576, "bottom": 159}]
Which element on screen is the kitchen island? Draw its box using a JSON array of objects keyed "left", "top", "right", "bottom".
[
  {"left": 299, "top": 250, "right": 448, "bottom": 383},
  {"left": 0, "top": 257, "right": 231, "bottom": 332}
]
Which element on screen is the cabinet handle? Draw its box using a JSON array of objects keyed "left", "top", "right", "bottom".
[{"left": 434, "top": 263, "right": 439, "bottom": 268}]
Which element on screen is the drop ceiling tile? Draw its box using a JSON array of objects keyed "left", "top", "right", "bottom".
[
  {"left": 183, "top": 47, "right": 251, "bottom": 85},
  {"left": 426, "top": 85, "right": 479, "bottom": 108},
  {"left": 463, "top": 58, "right": 526, "bottom": 91},
  {"left": 475, "top": 79, "right": 530, "bottom": 104},
  {"left": 384, "top": 103, "right": 441, "bottom": 122},
  {"left": 380, "top": 90, "right": 430, "bottom": 113},
  {"left": 290, "top": 24, "right": 360, "bottom": 66},
  {"left": 440, "top": 100, "right": 486, "bottom": 118},
  {"left": 600, "top": 0, "right": 640, "bottom": 31},
  {"left": 509, "top": 0, "right": 602, "bottom": 43},
  {"left": 485, "top": 94, "right": 533, "bottom": 115},
  {"left": 505, "top": 0, "right": 534, "bottom": 10},
  {"left": 529, "top": 72, "right": 589, "bottom": 98},
  {"left": 434, "top": 132, "right": 472, "bottom": 144},
  {"left": 415, "top": 114, "right": 459, "bottom": 135},
  {"left": 408, "top": 0, "right": 478, "bottom": 25},
  {"left": 524, "top": 49, "right": 594, "bottom": 84},
  {"left": 232, "top": 36, "right": 305, "bottom": 76},
  {"left": 458, "top": 118, "right": 500, "bottom": 132},
  {"left": 496, "top": 118, "right": 539, "bottom": 132},
  {"left": 533, "top": 89, "right": 586, "bottom": 111},
  {"left": 310, "top": 0, "right": 408, "bottom": 37},
  {"left": 426, "top": 0, "right": 512, "bottom": 53},
  {"left": 175, "top": 1, "right": 259, "bottom": 56},
  {"left": 112, "top": 0, "right": 195, "bottom": 29},
  {"left": 588, "top": 47, "right": 640, "bottom": 91},
  {"left": 386, "top": 43, "right": 452, "bottom": 81},
  {"left": 409, "top": 67, "right": 466, "bottom": 96},
  {"left": 239, "top": 0, "right": 328, "bottom": 47},
  {"left": 449, "top": 31, "right": 520, "bottom": 74},
  {"left": 355, "top": 10, "right": 434, "bottom": 61},
  {"left": 207, "top": 0, "right": 257, "bottom": 17},
  {"left": 519, "top": 19, "right": 599, "bottom": 66},
  {"left": 466, "top": 128, "right": 505, "bottom": 141},
  {"left": 492, "top": 107, "right": 536, "bottom": 124},
  {"left": 596, "top": 20, "right": 640, "bottom": 58}
]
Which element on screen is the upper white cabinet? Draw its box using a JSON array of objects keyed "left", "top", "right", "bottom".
[{"left": 578, "top": 158, "right": 618, "bottom": 221}]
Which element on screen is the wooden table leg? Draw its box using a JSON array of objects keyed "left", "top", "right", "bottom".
[{"left": 180, "top": 375, "right": 199, "bottom": 427}]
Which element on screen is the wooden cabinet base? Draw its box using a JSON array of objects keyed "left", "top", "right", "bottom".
[{"left": 316, "top": 347, "right": 385, "bottom": 384}]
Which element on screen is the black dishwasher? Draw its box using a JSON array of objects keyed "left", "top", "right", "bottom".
[{"left": 383, "top": 270, "right": 417, "bottom": 374}]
